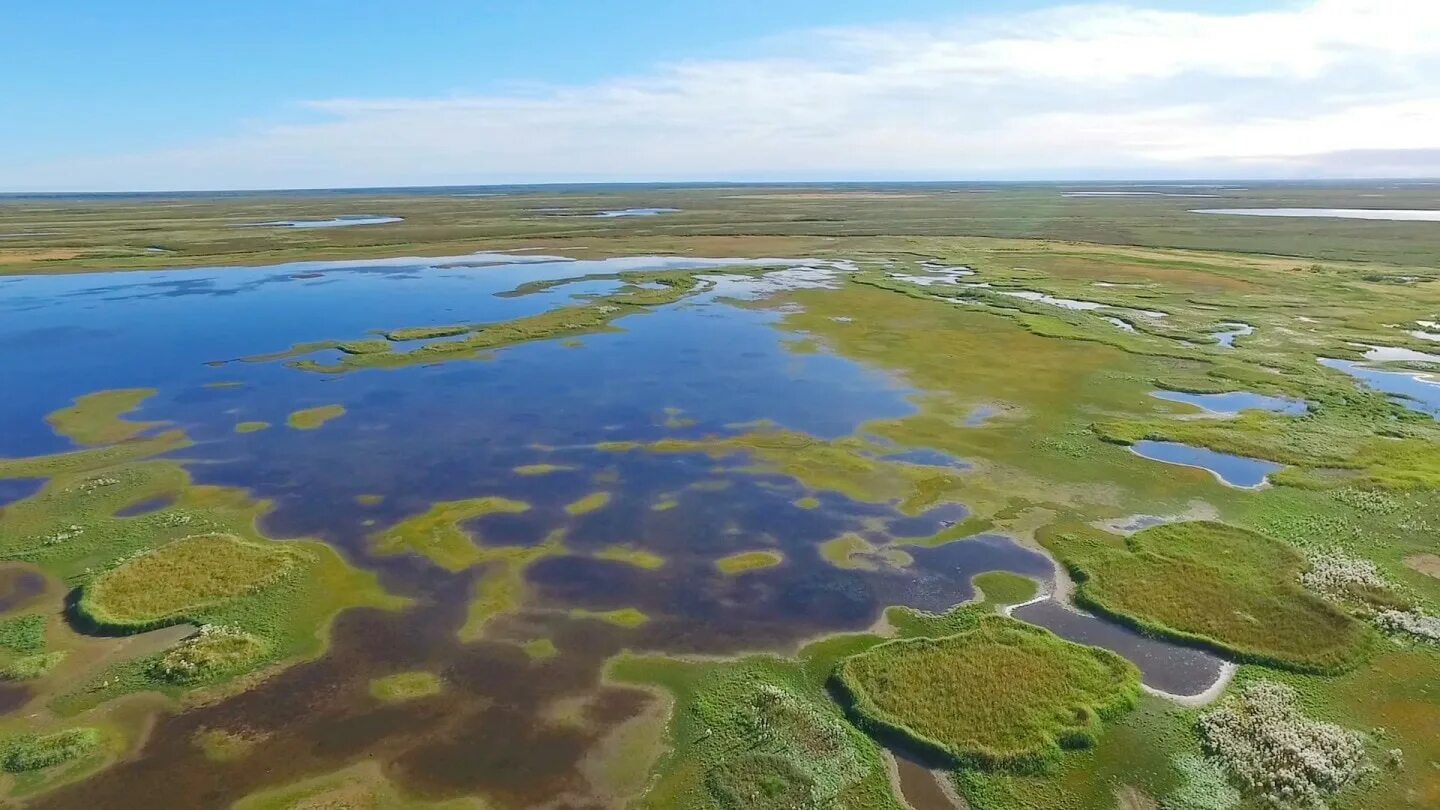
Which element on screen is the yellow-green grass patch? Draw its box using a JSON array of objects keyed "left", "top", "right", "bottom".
[
  {"left": 818, "top": 534, "right": 912, "bottom": 571},
  {"left": 44, "top": 389, "right": 158, "bottom": 446},
  {"left": 232, "top": 760, "right": 486, "bottom": 810},
  {"left": 371, "top": 497, "right": 531, "bottom": 572},
  {"left": 715, "top": 549, "right": 784, "bottom": 575},
  {"left": 834, "top": 616, "right": 1140, "bottom": 772},
  {"left": 457, "top": 530, "right": 567, "bottom": 641},
  {"left": 193, "top": 727, "right": 269, "bottom": 763},
  {"left": 565, "top": 491, "right": 612, "bottom": 516},
  {"left": 513, "top": 463, "right": 572, "bottom": 476},
  {"left": 355, "top": 493, "right": 384, "bottom": 506},
  {"left": 570, "top": 608, "right": 650, "bottom": 629},
  {"left": 234, "top": 421, "right": 270, "bottom": 434},
  {"left": 285, "top": 404, "right": 345, "bottom": 430},
  {"left": 78, "top": 534, "right": 295, "bottom": 631},
  {"left": 369, "top": 671, "right": 443, "bottom": 702},
  {"left": 1042, "top": 520, "right": 1370, "bottom": 672},
  {"left": 522, "top": 638, "right": 559, "bottom": 661},
  {"left": 594, "top": 545, "right": 665, "bottom": 570},
  {"left": 973, "top": 571, "right": 1041, "bottom": 606}
]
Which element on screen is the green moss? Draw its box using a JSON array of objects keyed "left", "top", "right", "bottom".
[
  {"left": 1042, "top": 520, "right": 1371, "bottom": 672},
  {"left": 44, "top": 389, "right": 158, "bottom": 446},
  {"left": 595, "top": 545, "right": 666, "bottom": 570},
  {"left": 972, "top": 571, "right": 1040, "bottom": 606},
  {"left": 793, "top": 496, "right": 821, "bottom": 510},
  {"left": 834, "top": 616, "right": 1140, "bottom": 772},
  {"left": 565, "top": 491, "right": 612, "bottom": 516},
  {"left": 285, "top": 404, "right": 345, "bottom": 430},
  {"left": 370, "top": 496, "right": 531, "bottom": 572},
  {"left": 570, "top": 608, "right": 650, "bottom": 629},
  {"left": 715, "top": 550, "right": 784, "bottom": 575},
  {"left": 369, "top": 671, "right": 443, "bottom": 702},
  {"left": 234, "top": 421, "right": 270, "bottom": 434}
]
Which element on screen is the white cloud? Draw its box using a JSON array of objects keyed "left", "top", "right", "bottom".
[{"left": 9, "top": 0, "right": 1440, "bottom": 190}]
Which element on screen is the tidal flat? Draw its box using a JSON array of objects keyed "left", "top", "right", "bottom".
[{"left": 0, "top": 184, "right": 1438, "bottom": 810}]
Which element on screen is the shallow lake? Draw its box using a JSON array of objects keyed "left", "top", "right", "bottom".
[
  {"left": 1192, "top": 208, "right": 1440, "bottom": 222},
  {"left": 1320, "top": 358, "right": 1440, "bottom": 418},
  {"left": 1150, "top": 390, "right": 1307, "bottom": 416},
  {"left": 240, "top": 215, "right": 404, "bottom": 228},
  {"left": 1131, "top": 440, "right": 1282, "bottom": 488}
]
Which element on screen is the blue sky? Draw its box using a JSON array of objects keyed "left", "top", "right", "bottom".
[{"left": 4, "top": 1, "right": 1438, "bottom": 190}]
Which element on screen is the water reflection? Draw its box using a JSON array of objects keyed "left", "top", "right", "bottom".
[{"left": 1131, "top": 440, "right": 1282, "bottom": 488}]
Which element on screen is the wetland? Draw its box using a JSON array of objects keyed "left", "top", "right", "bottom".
[{"left": 0, "top": 182, "right": 1438, "bottom": 810}]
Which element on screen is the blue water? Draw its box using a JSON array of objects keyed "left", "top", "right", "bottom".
[
  {"left": 1320, "top": 358, "right": 1440, "bottom": 418},
  {"left": 1131, "top": 440, "right": 1282, "bottom": 488},
  {"left": 591, "top": 208, "right": 680, "bottom": 218},
  {"left": 240, "top": 216, "right": 404, "bottom": 228},
  {"left": 1211, "top": 322, "right": 1252, "bottom": 348},
  {"left": 1150, "top": 390, "right": 1307, "bottom": 416}
]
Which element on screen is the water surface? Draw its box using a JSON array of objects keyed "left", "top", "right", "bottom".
[
  {"left": 1130, "top": 440, "right": 1282, "bottom": 488},
  {"left": 240, "top": 216, "right": 404, "bottom": 228},
  {"left": 1192, "top": 208, "right": 1440, "bottom": 222},
  {"left": 1150, "top": 390, "right": 1307, "bottom": 416}
]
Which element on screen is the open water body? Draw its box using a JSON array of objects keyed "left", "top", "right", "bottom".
[{"left": 0, "top": 252, "right": 1233, "bottom": 808}]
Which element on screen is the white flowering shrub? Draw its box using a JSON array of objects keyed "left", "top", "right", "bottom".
[
  {"left": 1198, "top": 681, "right": 1369, "bottom": 809},
  {"left": 152, "top": 625, "right": 266, "bottom": 685},
  {"left": 1300, "top": 549, "right": 1392, "bottom": 602},
  {"left": 1374, "top": 610, "right": 1440, "bottom": 643}
]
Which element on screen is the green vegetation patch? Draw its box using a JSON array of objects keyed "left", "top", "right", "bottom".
[
  {"left": 818, "top": 534, "right": 911, "bottom": 571},
  {"left": 595, "top": 545, "right": 665, "bottom": 570},
  {"left": 1043, "top": 520, "right": 1371, "bottom": 672},
  {"left": 973, "top": 571, "right": 1040, "bottom": 606},
  {"left": 458, "top": 529, "right": 567, "bottom": 641},
  {"left": 151, "top": 625, "right": 268, "bottom": 684},
  {"left": 565, "top": 491, "right": 612, "bottom": 515},
  {"left": 0, "top": 614, "right": 46, "bottom": 655},
  {"left": 0, "top": 652, "right": 65, "bottom": 681},
  {"left": 371, "top": 496, "right": 531, "bottom": 572},
  {"left": 570, "top": 608, "right": 650, "bottom": 629},
  {"left": 522, "top": 638, "right": 558, "bottom": 661},
  {"left": 234, "top": 421, "right": 270, "bottom": 434},
  {"left": 835, "top": 617, "right": 1140, "bottom": 772},
  {"left": 385, "top": 324, "right": 470, "bottom": 341},
  {"left": 369, "top": 671, "right": 443, "bottom": 702},
  {"left": 513, "top": 463, "right": 572, "bottom": 476},
  {"left": 610, "top": 644, "right": 903, "bottom": 810},
  {"left": 78, "top": 533, "right": 295, "bottom": 631},
  {"left": 715, "top": 550, "right": 784, "bottom": 575},
  {"left": 232, "top": 761, "right": 486, "bottom": 810},
  {"left": 285, "top": 404, "right": 345, "bottom": 430},
  {"left": 1, "top": 728, "right": 101, "bottom": 773},
  {"left": 44, "top": 388, "right": 158, "bottom": 446}
]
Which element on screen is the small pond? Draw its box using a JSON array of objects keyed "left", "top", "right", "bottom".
[{"left": 1130, "top": 440, "right": 1282, "bottom": 488}]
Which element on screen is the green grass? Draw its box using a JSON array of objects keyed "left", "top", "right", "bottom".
[
  {"left": 715, "top": 550, "right": 784, "bottom": 575},
  {"left": 233, "top": 421, "right": 270, "bottom": 434},
  {"left": 151, "top": 626, "right": 268, "bottom": 684},
  {"left": 77, "top": 533, "right": 296, "bottom": 631},
  {"left": 834, "top": 616, "right": 1140, "bottom": 773},
  {"left": 1, "top": 729, "right": 101, "bottom": 773},
  {"left": 513, "top": 463, "right": 572, "bottom": 476},
  {"left": 565, "top": 491, "right": 612, "bottom": 516},
  {"left": 609, "top": 646, "right": 904, "bottom": 810},
  {"left": 1042, "top": 520, "right": 1371, "bottom": 672},
  {"left": 385, "top": 324, "right": 470, "bottom": 341},
  {"left": 285, "top": 404, "right": 345, "bottom": 430},
  {"left": 972, "top": 571, "right": 1040, "bottom": 606},
  {"left": 369, "top": 671, "right": 443, "bottom": 702},
  {"left": 818, "top": 534, "right": 912, "bottom": 571},
  {"left": 0, "top": 614, "right": 46, "bottom": 655},
  {"left": 522, "top": 638, "right": 559, "bottom": 660},
  {"left": 0, "top": 652, "right": 65, "bottom": 681}
]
